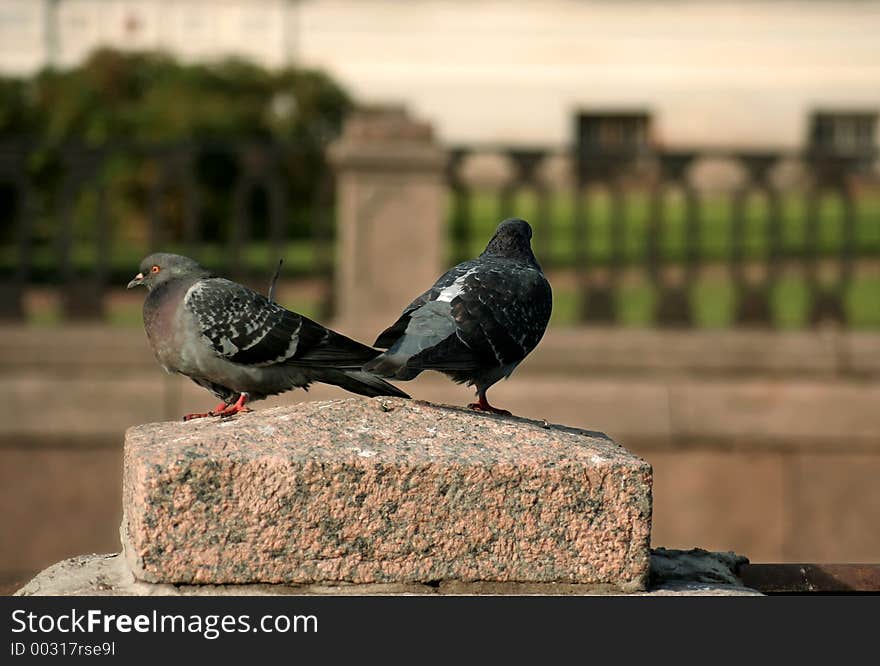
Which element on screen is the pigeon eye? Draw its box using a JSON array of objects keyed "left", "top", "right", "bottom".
[{"left": 150, "top": 265, "right": 160, "bottom": 274}]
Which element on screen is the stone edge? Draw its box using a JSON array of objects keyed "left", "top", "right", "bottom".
[{"left": 14, "top": 552, "right": 761, "bottom": 597}]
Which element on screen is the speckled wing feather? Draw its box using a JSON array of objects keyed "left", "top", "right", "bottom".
[
  {"left": 408, "top": 260, "right": 552, "bottom": 371},
  {"left": 186, "top": 278, "right": 378, "bottom": 368}
]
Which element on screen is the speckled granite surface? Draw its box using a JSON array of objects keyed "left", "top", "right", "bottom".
[{"left": 122, "top": 397, "right": 653, "bottom": 590}]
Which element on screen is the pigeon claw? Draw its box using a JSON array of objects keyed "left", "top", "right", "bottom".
[
  {"left": 182, "top": 397, "right": 250, "bottom": 421},
  {"left": 182, "top": 410, "right": 215, "bottom": 422},
  {"left": 218, "top": 406, "right": 252, "bottom": 418},
  {"left": 467, "top": 395, "right": 512, "bottom": 416},
  {"left": 182, "top": 401, "right": 229, "bottom": 420},
  {"left": 215, "top": 393, "right": 251, "bottom": 418}
]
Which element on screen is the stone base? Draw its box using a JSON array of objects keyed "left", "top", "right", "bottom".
[
  {"left": 14, "top": 551, "right": 762, "bottom": 596},
  {"left": 123, "top": 398, "right": 653, "bottom": 590}
]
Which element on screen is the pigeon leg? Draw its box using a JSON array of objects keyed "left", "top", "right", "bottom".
[
  {"left": 182, "top": 400, "right": 231, "bottom": 422},
  {"left": 467, "top": 392, "right": 511, "bottom": 416},
  {"left": 216, "top": 392, "right": 252, "bottom": 418}
]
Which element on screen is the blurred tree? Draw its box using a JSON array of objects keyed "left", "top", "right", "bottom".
[
  {"left": 0, "top": 49, "right": 352, "bottom": 269},
  {"left": 0, "top": 77, "right": 35, "bottom": 137},
  {"left": 20, "top": 48, "right": 350, "bottom": 144}
]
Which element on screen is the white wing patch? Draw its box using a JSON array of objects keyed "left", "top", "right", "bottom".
[
  {"left": 183, "top": 280, "right": 207, "bottom": 310},
  {"left": 436, "top": 268, "right": 478, "bottom": 303}
]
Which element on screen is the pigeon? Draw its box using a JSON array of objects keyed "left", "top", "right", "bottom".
[
  {"left": 127, "top": 253, "right": 409, "bottom": 420},
  {"left": 364, "top": 218, "right": 552, "bottom": 415}
]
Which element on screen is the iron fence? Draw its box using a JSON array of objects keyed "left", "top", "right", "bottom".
[
  {"left": 2, "top": 137, "right": 878, "bottom": 329},
  {"left": 446, "top": 145, "right": 880, "bottom": 328},
  {"left": 0, "top": 139, "right": 336, "bottom": 321}
]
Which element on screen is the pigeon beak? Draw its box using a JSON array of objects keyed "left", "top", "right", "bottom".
[{"left": 127, "top": 273, "right": 145, "bottom": 289}]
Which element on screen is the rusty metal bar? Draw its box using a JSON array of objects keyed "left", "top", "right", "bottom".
[
  {"left": 311, "top": 169, "right": 336, "bottom": 321},
  {"left": 739, "top": 563, "right": 880, "bottom": 594},
  {"left": 573, "top": 181, "right": 590, "bottom": 322},
  {"left": 0, "top": 145, "right": 29, "bottom": 320},
  {"left": 533, "top": 184, "right": 551, "bottom": 265}
]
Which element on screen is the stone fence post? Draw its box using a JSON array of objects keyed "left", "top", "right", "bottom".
[{"left": 328, "top": 107, "right": 447, "bottom": 339}]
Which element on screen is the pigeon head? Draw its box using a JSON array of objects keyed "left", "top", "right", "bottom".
[
  {"left": 127, "top": 253, "right": 210, "bottom": 291},
  {"left": 481, "top": 218, "right": 537, "bottom": 262}
]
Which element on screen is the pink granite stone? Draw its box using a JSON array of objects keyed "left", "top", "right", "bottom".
[{"left": 122, "top": 398, "right": 653, "bottom": 590}]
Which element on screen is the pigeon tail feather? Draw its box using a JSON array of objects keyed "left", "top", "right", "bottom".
[
  {"left": 373, "top": 323, "right": 407, "bottom": 350},
  {"left": 363, "top": 352, "right": 422, "bottom": 381},
  {"left": 323, "top": 369, "right": 410, "bottom": 398}
]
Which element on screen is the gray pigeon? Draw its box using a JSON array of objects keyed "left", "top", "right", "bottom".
[
  {"left": 364, "top": 218, "right": 552, "bottom": 415},
  {"left": 127, "top": 253, "right": 409, "bottom": 420}
]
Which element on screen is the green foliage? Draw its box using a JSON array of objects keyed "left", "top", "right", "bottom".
[
  {"left": 0, "top": 49, "right": 352, "bottom": 272},
  {"left": 11, "top": 48, "right": 351, "bottom": 145},
  {"left": 0, "top": 77, "right": 35, "bottom": 136}
]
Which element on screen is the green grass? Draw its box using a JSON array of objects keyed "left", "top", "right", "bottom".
[
  {"left": 847, "top": 278, "right": 880, "bottom": 329},
  {"left": 547, "top": 276, "right": 880, "bottom": 329},
  {"left": 691, "top": 280, "right": 737, "bottom": 328},
  {"left": 7, "top": 190, "right": 876, "bottom": 276},
  {"left": 454, "top": 187, "right": 879, "bottom": 329},
  {"left": 772, "top": 278, "right": 812, "bottom": 329},
  {"left": 450, "top": 189, "right": 880, "bottom": 267},
  {"left": 6, "top": 187, "right": 879, "bottom": 329}
]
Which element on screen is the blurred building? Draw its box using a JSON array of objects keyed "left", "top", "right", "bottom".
[
  {"left": 1, "top": 0, "right": 879, "bottom": 147},
  {"left": 0, "top": 0, "right": 300, "bottom": 74}
]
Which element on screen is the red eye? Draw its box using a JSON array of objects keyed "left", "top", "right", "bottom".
[{"left": 150, "top": 265, "right": 160, "bottom": 274}]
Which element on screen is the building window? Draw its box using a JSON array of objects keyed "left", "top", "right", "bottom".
[
  {"left": 576, "top": 111, "right": 652, "bottom": 156},
  {"left": 809, "top": 111, "right": 878, "bottom": 156}
]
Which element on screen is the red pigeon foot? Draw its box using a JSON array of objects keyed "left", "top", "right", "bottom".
[
  {"left": 468, "top": 395, "right": 511, "bottom": 416},
  {"left": 182, "top": 401, "right": 230, "bottom": 422},
  {"left": 216, "top": 393, "right": 251, "bottom": 418}
]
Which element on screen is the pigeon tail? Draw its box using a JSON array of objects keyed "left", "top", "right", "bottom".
[
  {"left": 322, "top": 369, "right": 411, "bottom": 399},
  {"left": 363, "top": 352, "right": 422, "bottom": 381}
]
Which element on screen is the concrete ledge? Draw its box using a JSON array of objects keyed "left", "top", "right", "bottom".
[
  {"left": 15, "top": 551, "right": 761, "bottom": 596},
  {"left": 122, "top": 398, "right": 652, "bottom": 591},
  {"left": 4, "top": 326, "right": 878, "bottom": 378}
]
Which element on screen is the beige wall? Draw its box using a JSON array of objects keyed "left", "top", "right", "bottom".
[
  {"left": 0, "top": 0, "right": 295, "bottom": 71},
  {"left": 0, "top": 0, "right": 49, "bottom": 73},
  {"left": 54, "top": 0, "right": 292, "bottom": 66},
  {"left": 1, "top": 1, "right": 878, "bottom": 148},
  {"left": 298, "top": 0, "right": 880, "bottom": 148}
]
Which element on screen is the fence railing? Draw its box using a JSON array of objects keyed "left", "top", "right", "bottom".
[
  {"left": 446, "top": 145, "right": 880, "bottom": 329},
  {"left": 2, "top": 137, "right": 878, "bottom": 329},
  {"left": 0, "top": 139, "right": 336, "bottom": 321}
]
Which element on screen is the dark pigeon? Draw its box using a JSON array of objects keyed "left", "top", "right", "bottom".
[
  {"left": 127, "top": 253, "right": 409, "bottom": 420},
  {"left": 364, "top": 218, "right": 552, "bottom": 415}
]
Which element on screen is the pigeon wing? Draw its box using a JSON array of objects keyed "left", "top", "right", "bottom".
[
  {"left": 186, "top": 278, "right": 377, "bottom": 368},
  {"left": 408, "top": 264, "right": 552, "bottom": 371}
]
